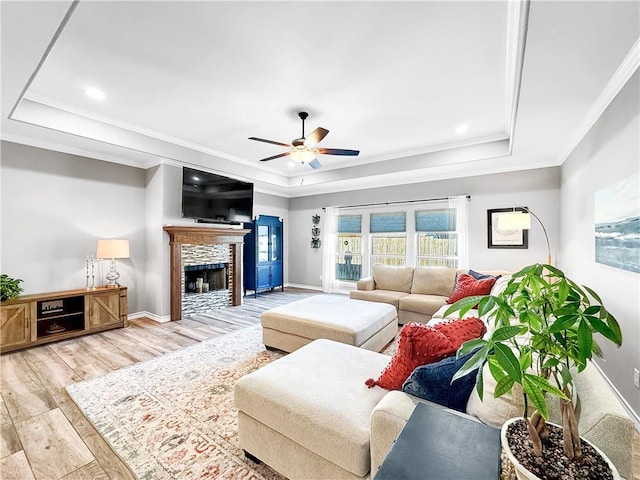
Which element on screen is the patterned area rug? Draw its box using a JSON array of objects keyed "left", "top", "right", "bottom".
[{"left": 67, "top": 325, "right": 288, "bottom": 479}]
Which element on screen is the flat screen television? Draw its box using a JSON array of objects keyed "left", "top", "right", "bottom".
[{"left": 181, "top": 167, "right": 253, "bottom": 224}]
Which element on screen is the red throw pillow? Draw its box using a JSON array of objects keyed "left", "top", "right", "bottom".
[
  {"left": 365, "top": 323, "right": 457, "bottom": 390},
  {"left": 446, "top": 273, "right": 496, "bottom": 304},
  {"left": 433, "top": 317, "right": 487, "bottom": 350}
]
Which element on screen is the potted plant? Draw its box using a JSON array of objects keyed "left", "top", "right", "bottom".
[
  {"left": 1, "top": 274, "right": 24, "bottom": 301},
  {"left": 445, "top": 263, "right": 622, "bottom": 480}
]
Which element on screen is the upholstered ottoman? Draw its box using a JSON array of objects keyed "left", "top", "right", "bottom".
[
  {"left": 260, "top": 294, "right": 397, "bottom": 353},
  {"left": 234, "top": 339, "right": 392, "bottom": 480}
]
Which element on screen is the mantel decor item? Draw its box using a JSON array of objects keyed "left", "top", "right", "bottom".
[
  {"left": 96, "top": 239, "right": 130, "bottom": 287},
  {"left": 487, "top": 207, "right": 528, "bottom": 249},
  {"left": 311, "top": 214, "right": 321, "bottom": 248},
  {"left": 0, "top": 274, "right": 23, "bottom": 301},
  {"left": 445, "top": 263, "right": 623, "bottom": 480}
]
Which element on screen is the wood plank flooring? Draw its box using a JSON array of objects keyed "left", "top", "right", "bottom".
[
  {"left": 0, "top": 288, "right": 315, "bottom": 480},
  {"left": 1, "top": 287, "right": 638, "bottom": 480}
]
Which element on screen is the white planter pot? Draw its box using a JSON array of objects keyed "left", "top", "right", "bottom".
[{"left": 501, "top": 417, "right": 620, "bottom": 480}]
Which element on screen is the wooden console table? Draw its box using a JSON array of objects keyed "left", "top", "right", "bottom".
[{"left": 374, "top": 401, "right": 501, "bottom": 479}]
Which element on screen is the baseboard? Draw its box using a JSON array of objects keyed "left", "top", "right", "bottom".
[
  {"left": 592, "top": 361, "right": 640, "bottom": 432},
  {"left": 284, "top": 283, "right": 323, "bottom": 292},
  {"left": 128, "top": 311, "right": 171, "bottom": 323}
]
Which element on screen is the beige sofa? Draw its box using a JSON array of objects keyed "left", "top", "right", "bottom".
[
  {"left": 350, "top": 264, "right": 509, "bottom": 324},
  {"left": 236, "top": 319, "right": 635, "bottom": 479}
]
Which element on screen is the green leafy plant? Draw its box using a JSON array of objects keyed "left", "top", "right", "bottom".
[
  {"left": 1, "top": 274, "right": 24, "bottom": 301},
  {"left": 445, "top": 263, "right": 622, "bottom": 460}
]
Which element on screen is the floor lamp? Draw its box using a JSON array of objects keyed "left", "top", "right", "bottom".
[
  {"left": 96, "top": 239, "right": 130, "bottom": 287},
  {"left": 497, "top": 208, "right": 552, "bottom": 265}
]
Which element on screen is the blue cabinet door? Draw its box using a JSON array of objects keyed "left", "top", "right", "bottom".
[{"left": 243, "top": 215, "right": 284, "bottom": 296}]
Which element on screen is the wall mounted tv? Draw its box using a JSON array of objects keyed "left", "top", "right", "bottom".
[{"left": 181, "top": 167, "right": 254, "bottom": 224}]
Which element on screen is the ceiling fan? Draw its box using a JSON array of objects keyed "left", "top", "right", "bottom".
[{"left": 249, "top": 112, "right": 359, "bottom": 169}]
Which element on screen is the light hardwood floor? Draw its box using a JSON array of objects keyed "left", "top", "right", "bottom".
[{"left": 1, "top": 288, "right": 638, "bottom": 480}]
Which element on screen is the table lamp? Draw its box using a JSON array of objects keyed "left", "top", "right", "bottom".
[{"left": 96, "top": 239, "right": 130, "bottom": 287}]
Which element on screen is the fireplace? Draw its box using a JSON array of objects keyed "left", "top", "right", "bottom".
[
  {"left": 164, "top": 226, "right": 250, "bottom": 321},
  {"left": 184, "top": 263, "right": 229, "bottom": 293}
]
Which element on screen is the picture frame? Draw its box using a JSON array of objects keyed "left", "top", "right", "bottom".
[{"left": 487, "top": 207, "right": 528, "bottom": 249}]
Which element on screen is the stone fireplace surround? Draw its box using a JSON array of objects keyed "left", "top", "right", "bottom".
[{"left": 164, "top": 226, "right": 250, "bottom": 321}]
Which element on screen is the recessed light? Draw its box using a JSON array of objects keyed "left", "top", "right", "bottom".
[
  {"left": 456, "top": 124, "right": 469, "bottom": 134},
  {"left": 84, "top": 87, "right": 105, "bottom": 101}
]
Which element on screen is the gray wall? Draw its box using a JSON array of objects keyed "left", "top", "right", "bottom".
[
  {"left": 560, "top": 71, "right": 639, "bottom": 418},
  {"left": 288, "top": 167, "right": 561, "bottom": 287},
  {"left": 0, "top": 141, "right": 147, "bottom": 311},
  {"left": 0, "top": 152, "right": 291, "bottom": 318}
]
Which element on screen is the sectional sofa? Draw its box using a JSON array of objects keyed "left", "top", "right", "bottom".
[
  {"left": 349, "top": 264, "right": 509, "bottom": 324},
  {"left": 235, "top": 265, "right": 634, "bottom": 479}
]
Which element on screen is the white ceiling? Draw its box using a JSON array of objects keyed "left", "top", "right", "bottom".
[{"left": 1, "top": 1, "right": 639, "bottom": 197}]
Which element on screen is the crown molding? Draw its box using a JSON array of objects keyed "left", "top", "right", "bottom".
[{"left": 558, "top": 37, "right": 640, "bottom": 165}]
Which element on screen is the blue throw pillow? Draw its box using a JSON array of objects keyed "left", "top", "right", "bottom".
[
  {"left": 401, "top": 349, "right": 480, "bottom": 412},
  {"left": 468, "top": 269, "right": 501, "bottom": 281}
]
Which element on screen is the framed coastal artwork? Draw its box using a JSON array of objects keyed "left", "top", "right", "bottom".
[
  {"left": 487, "top": 207, "right": 528, "bottom": 249},
  {"left": 594, "top": 176, "right": 640, "bottom": 274}
]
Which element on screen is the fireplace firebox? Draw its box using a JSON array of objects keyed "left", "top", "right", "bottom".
[{"left": 184, "top": 263, "right": 229, "bottom": 293}]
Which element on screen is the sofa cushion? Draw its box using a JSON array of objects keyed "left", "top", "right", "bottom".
[
  {"left": 410, "top": 267, "right": 457, "bottom": 296},
  {"left": 446, "top": 273, "right": 497, "bottom": 304},
  {"left": 366, "top": 323, "right": 456, "bottom": 391},
  {"left": 398, "top": 294, "right": 448, "bottom": 316},
  {"left": 349, "top": 289, "right": 409, "bottom": 308},
  {"left": 402, "top": 348, "right": 481, "bottom": 412},
  {"left": 372, "top": 264, "right": 414, "bottom": 293}
]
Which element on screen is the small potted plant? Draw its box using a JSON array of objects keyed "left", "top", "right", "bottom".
[
  {"left": 445, "top": 263, "right": 622, "bottom": 479},
  {"left": 1, "top": 274, "right": 24, "bottom": 301}
]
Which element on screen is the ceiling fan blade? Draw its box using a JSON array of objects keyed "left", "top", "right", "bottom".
[
  {"left": 308, "top": 158, "right": 322, "bottom": 169},
  {"left": 259, "top": 152, "right": 291, "bottom": 162},
  {"left": 304, "top": 127, "right": 329, "bottom": 147},
  {"left": 249, "top": 137, "right": 291, "bottom": 147},
  {"left": 317, "top": 148, "right": 360, "bottom": 156}
]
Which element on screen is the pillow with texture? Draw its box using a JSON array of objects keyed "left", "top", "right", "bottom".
[
  {"left": 402, "top": 348, "right": 481, "bottom": 412},
  {"left": 433, "top": 317, "right": 487, "bottom": 350},
  {"left": 447, "top": 273, "right": 497, "bottom": 304},
  {"left": 365, "top": 323, "right": 456, "bottom": 391}
]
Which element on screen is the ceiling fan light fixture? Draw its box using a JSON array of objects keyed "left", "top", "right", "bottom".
[{"left": 290, "top": 146, "right": 316, "bottom": 164}]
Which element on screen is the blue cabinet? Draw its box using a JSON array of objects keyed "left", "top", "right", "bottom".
[{"left": 244, "top": 215, "right": 284, "bottom": 297}]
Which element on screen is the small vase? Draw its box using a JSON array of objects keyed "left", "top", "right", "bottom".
[{"left": 501, "top": 417, "right": 620, "bottom": 480}]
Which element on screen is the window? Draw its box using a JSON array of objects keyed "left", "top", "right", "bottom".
[
  {"left": 415, "top": 209, "right": 458, "bottom": 267},
  {"left": 336, "top": 215, "right": 362, "bottom": 281},
  {"left": 323, "top": 197, "right": 468, "bottom": 292},
  {"left": 370, "top": 212, "right": 406, "bottom": 267}
]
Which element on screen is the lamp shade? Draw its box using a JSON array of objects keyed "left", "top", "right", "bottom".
[
  {"left": 96, "top": 239, "right": 130, "bottom": 259},
  {"left": 497, "top": 212, "right": 531, "bottom": 230}
]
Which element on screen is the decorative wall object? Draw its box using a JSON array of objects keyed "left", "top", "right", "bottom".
[
  {"left": 311, "top": 214, "right": 321, "bottom": 248},
  {"left": 595, "top": 176, "right": 640, "bottom": 273},
  {"left": 487, "top": 208, "right": 528, "bottom": 249},
  {"left": 86, "top": 255, "right": 96, "bottom": 290}
]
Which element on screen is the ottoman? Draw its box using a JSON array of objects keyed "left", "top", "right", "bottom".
[
  {"left": 260, "top": 294, "right": 397, "bottom": 353},
  {"left": 234, "top": 339, "right": 392, "bottom": 480}
]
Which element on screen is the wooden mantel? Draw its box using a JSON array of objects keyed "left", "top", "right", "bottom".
[{"left": 164, "top": 226, "right": 250, "bottom": 321}]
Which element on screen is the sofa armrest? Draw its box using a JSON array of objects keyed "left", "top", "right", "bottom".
[
  {"left": 575, "top": 363, "right": 634, "bottom": 479},
  {"left": 370, "top": 391, "right": 419, "bottom": 476},
  {"left": 356, "top": 276, "right": 375, "bottom": 291}
]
